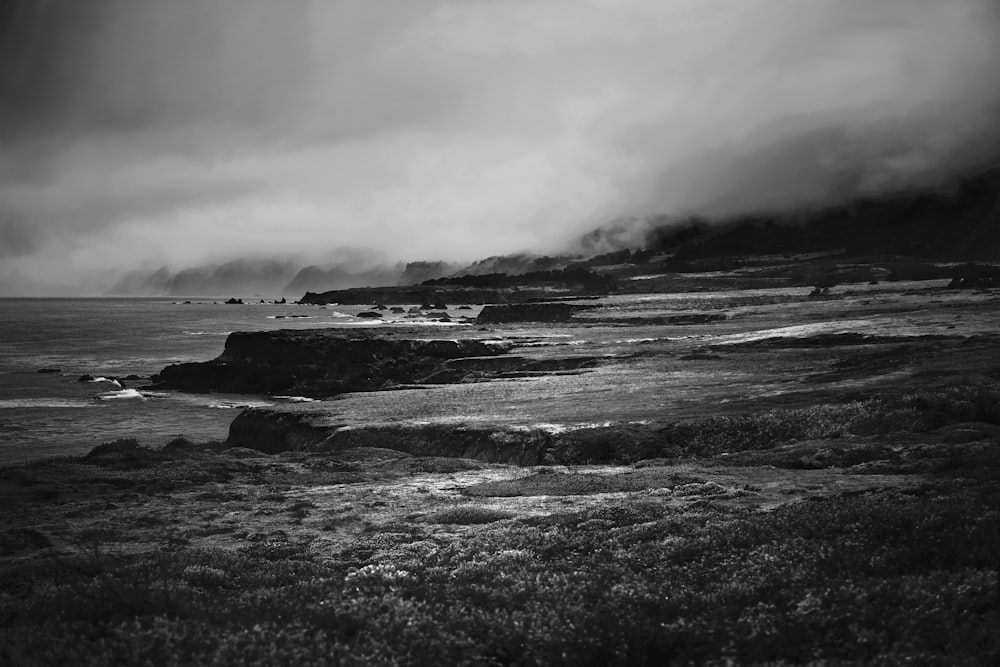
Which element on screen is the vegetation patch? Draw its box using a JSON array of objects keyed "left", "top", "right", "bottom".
[
  {"left": 463, "top": 469, "right": 699, "bottom": 497},
  {"left": 418, "top": 505, "right": 515, "bottom": 525},
  {"left": 547, "top": 390, "right": 1000, "bottom": 465},
  {"left": 1, "top": 481, "right": 995, "bottom": 665}
]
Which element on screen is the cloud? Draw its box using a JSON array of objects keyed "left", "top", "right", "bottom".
[{"left": 1, "top": 0, "right": 999, "bottom": 294}]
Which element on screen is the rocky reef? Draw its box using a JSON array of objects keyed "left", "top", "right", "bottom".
[
  {"left": 226, "top": 409, "right": 554, "bottom": 464},
  {"left": 476, "top": 302, "right": 594, "bottom": 323},
  {"left": 298, "top": 286, "right": 519, "bottom": 306},
  {"left": 223, "top": 407, "right": 675, "bottom": 464},
  {"left": 148, "top": 329, "right": 515, "bottom": 396}
]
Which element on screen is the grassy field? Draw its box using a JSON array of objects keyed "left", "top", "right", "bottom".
[{"left": 2, "top": 277, "right": 999, "bottom": 665}]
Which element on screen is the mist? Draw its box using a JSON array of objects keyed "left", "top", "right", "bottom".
[{"left": 2, "top": 0, "right": 999, "bottom": 295}]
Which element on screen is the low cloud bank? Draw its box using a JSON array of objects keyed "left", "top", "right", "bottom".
[{"left": 1, "top": 0, "right": 998, "bottom": 294}]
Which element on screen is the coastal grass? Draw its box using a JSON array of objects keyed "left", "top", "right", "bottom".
[
  {"left": 1, "top": 479, "right": 996, "bottom": 665},
  {"left": 462, "top": 468, "right": 704, "bottom": 497},
  {"left": 1, "top": 386, "right": 999, "bottom": 665},
  {"left": 547, "top": 385, "right": 1000, "bottom": 465}
]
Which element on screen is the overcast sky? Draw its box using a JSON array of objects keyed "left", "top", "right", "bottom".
[{"left": 2, "top": 0, "right": 999, "bottom": 294}]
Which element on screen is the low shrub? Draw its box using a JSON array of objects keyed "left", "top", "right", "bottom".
[
  {"left": 418, "top": 506, "right": 514, "bottom": 525},
  {"left": 547, "top": 392, "right": 1000, "bottom": 465},
  {"left": 84, "top": 438, "right": 167, "bottom": 465},
  {"left": 1, "top": 483, "right": 996, "bottom": 665}
]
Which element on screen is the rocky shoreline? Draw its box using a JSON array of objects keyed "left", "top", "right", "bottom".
[
  {"left": 147, "top": 329, "right": 518, "bottom": 396},
  {"left": 134, "top": 276, "right": 1000, "bottom": 467},
  {"left": 4, "top": 269, "right": 1000, "bottom": 665}
]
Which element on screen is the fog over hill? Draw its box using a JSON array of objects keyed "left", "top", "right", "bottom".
[
  {"left": 579, "top": 160, "right": 1000, "bottom": 261},
  {"left": 2, "top": 1, "right": 999, "bottom": 295},
  {"left": 102, "top": 157, "right": 1000, "bottom": 298}
]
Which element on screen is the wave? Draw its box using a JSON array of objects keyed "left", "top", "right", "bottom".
[
  {"left": 183, "top": 331, "right": 229, "bottom": 336},
  {"left": 96, "top": 389, "right": 146, "bottom": 401},
  {"left": 274, "top": 395, "right": 317, "bottom": 403},
  {"left": 0, "top": 398, "right": 92, "bottom": 409},
  {"left": 207, "top": 400, "right": 275, "bottom": 410},
  {"left": 86, "top": 376, "right": 123, "bottom": 386}
]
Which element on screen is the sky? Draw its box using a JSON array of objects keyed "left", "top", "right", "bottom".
[{"left": 1, "top": 0, "right": 999, "bottom": 295}]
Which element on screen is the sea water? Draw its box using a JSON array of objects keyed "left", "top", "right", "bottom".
[{"left": 0, "top": 298, "right": 415, "bottom": 466}]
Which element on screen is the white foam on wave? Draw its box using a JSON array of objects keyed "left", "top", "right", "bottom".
[
  {"left": 96, "top": 389, "right": 146, "bottom": 401},
  {"left": 183, "top": 330, "right": 229, "bottom": 336},
  {"left": 207, "top": 400, "right": 275, "bottom": 410},
  {"left": 88, "top": 376, "right": 122, "bottom": 386},
  {"left": 274, "top": 395, "right": 318, "bottom": 403},
  {"left": 0, "top": 398, "right": 92, "bottom": 409}
]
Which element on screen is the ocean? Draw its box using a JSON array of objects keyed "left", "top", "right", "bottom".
[{"left": 0, "top": 297, "right": 443, "bottom": 466}]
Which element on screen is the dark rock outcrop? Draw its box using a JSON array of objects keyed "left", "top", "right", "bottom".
[
  {"left": 948, "top": 263, "right": 1000, "bottom": 289},
  {"left": 225, "top": 408, "right": 667, "bottom": 464},
  {"left": 226, "top": 409, "right": 550, "bottom": 464},
  {"left": 224, "top": 298, "right": 244, "bottom": 305},
  {"left": 148, "top": 329, "right": 515, "bottom": 396},
  {"left": 476, "top": 303, "right": 594, "bottom": 323}
]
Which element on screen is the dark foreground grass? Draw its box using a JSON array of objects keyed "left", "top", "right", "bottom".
[
  {"left": 461, "top": 468, "right": 709, "bottom": 497},
  {"left": 548, "top": 384, "right": 1000, "bottom": 465},
  {"left": 1, "top": 480, "right": 997, "bottom": 666}
]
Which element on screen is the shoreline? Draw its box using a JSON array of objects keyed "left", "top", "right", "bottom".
[{"left": 2, "top": 269, "right": 999, "bottom": 663}]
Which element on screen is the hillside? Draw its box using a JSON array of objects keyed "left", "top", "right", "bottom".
[{"left": 624, "top": 163, "right": 1000, "bottom": 262}]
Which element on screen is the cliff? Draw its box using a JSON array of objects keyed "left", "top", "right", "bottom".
[
  {"left": 476, "top": 302, "right": 593, "bottom": 323},
  {"left": 298, "top": 286, "right": 547, "bottom": 306},
  {"left": 148, "top": 329, "right": 515, "bottom": 396},
  {"left": 226, "top": 409, "right": 553, "bottom": 464}
]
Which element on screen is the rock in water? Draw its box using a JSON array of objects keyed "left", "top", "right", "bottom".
[
  {"left": 477, "top": 303, "right": 590, "bottom": 323},
  {"left": 148, "top": 329, "right": 515, "bottom": 396}
]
